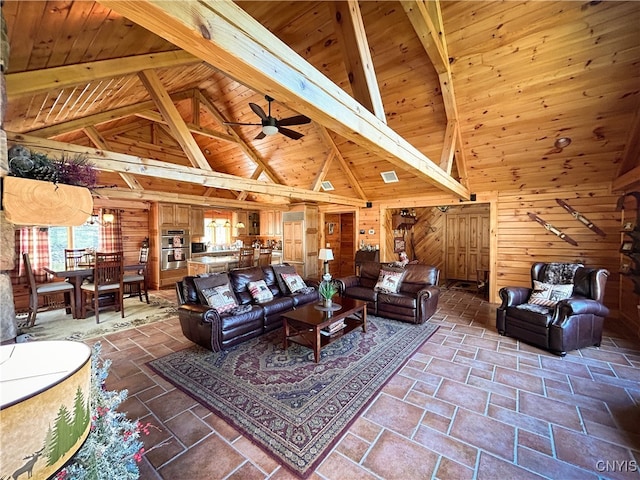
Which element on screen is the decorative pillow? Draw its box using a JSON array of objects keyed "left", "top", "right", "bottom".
[
  {"left": 542, "top": 263, "right": 582, "bottom": 285},
  {"left": 248, "top": 280, "right": 274, "bottom": 304},
  {"left": 272, "top": 264, "right": 297, "bottom": 293},
  {"left": 281, "top": 272, "right": 307, "bottom": 293},
  {"left": 200, "top": 284, "right": 238, "bottom": 313},
  {"left": 528, "top": 280, "right": 573, "bottom": 307},
  {"left": 374, "top": 269, "right": 406, "bottom": 294}
]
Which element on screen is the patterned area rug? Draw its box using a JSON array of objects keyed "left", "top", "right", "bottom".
[
  {"left": 148, "top": 316, "right": 439, "bottom": 477},
  {"left": 16, "top": 294, "right": 178, "bottom": 342}
]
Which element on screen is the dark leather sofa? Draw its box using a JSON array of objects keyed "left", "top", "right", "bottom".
[
  {"left": 335, "top": 262, "right": 440, "bottom": 324},
  {"left": 497, "top": 262, "right": 610, "bottom": 356},
  {"left": 176, "top": 264, "right": 319, "bottom": 351}
]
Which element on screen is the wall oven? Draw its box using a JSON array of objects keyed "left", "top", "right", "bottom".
[{"left": 161, "top": 228, "right": 190, "bottom": 270}]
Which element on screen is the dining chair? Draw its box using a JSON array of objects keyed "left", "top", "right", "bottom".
[
  {"left": 257, "top": 248, "right": 272, "bottom": 267},
  {"left": 64, "top": 248, "right": 88, "bottom": 268},
  {"left": 238, "top": 247, "right": 255, "bottom": 268},
  {"left": 123, "top": 247, "right": 149, "bottom": 304},
  {"left": 23, "top": 252, "right": 75, "bottom": 327},
  {"left": 80, "top": 251, "right": 124, "bottom": 323}
]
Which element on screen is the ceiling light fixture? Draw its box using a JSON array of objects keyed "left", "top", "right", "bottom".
[
  {"left": 262, "top": 125, "right": 278, "bottom": 136},
  {"left": 554, "top": 137, "right": 572, "bottom": 149}
]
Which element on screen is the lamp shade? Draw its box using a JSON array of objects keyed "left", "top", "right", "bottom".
[
  {"left": 318, "top": 248, "right": 334, "bottom": 261},
  {"left": 1, "top": 341, "right": 91, "bottom": 479}
]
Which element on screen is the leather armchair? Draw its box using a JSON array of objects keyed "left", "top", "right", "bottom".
[{"left": 497, "top": 262, "right": 610, "bottom": 356}]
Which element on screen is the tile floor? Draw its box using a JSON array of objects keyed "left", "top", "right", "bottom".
[{"left": 90, "top": 289, "right": 640, "bottom": 480}]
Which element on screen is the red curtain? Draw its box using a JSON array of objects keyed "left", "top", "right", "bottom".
[
  {"left": 11, "top": 227, "right": 50, "bottom": 284},
  {"left": 99, "top": 209, "right": 123, "bottom": 252}
]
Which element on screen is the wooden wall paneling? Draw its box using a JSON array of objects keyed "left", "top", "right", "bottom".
[
  {"left": 324, "top": 213, "right": 341, "bottom": 278},
  {"left": 339, "top": 213, "right": 355, "bottom": 277},
  {"left": 495, "top": 186, "right": 621, "bottom": 317}
]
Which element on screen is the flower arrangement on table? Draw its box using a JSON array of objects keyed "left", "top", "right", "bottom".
[
  {"left": 55, "top": 343, "right": 152, "bottom": 480},
  {"left": 318, "top": 280, "right": 338, "bottom": 307}
]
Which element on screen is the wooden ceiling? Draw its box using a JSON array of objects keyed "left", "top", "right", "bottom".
[{"left": 3, "top": 1, "right": 639, "bottom": 208}]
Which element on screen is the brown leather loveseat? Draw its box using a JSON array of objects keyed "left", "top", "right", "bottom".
[
  {"left": 335, "top": 262, "right": 440, "bottom": 324},
  {"left": 176, "top": 264, "right": 319, "bottom": 351}
]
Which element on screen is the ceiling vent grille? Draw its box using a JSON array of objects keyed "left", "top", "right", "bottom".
[
  {"left": 321, "top": 181, "right": 334, "bottom": 191},
  {"left": 380, "top": 170, "right": 399, "bottom": 183}
]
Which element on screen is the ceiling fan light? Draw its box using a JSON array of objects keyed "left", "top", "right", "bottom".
[{"left": 262, "top": 125, "right": 278, "bottom": 136}]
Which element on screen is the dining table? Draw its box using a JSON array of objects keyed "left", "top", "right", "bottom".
[{"left": 44, "top": 263, "right": 145, "bottom": 320}]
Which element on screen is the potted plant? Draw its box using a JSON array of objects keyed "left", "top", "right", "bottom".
[{"left": 318, "top": 280, "right": 338, "bottom": 308}]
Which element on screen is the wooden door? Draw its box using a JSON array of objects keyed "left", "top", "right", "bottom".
[
  {"left": 445, "top": 208, "right": 490, "bottom": 282},
  {"left": 283, "top": 220, "right": 304, "bottom": 263}
]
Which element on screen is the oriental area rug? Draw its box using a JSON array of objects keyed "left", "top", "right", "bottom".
[{"left": 148, "top": 316, "right": 439, "bottom": 478}]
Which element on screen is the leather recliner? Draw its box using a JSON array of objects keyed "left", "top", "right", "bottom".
[{"left": 497, "top": 262, "right": 610, "bottom": 356}]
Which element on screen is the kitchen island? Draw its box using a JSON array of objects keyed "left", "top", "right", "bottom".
[{"left": 188, "top": 250, "right": 281, "bottom": 276}]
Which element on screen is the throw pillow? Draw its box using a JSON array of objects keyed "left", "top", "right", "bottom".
[
  {"left": 528, "top": 280, "right": 573, "bottom": 307},
  {"left": 248, "top": 280, "right": 274, "bottom": 304},
  {"left": 272, "top": 264, "right": 297, "bottom": 293},
  {"left": 281, "top": 272, "right": 308, "bottom": 293},
  {"left": 374, "top": 269, "right": 406, "bottom": 294},
  {"left": 200, "top": 284, "right": 238, "bottom": 313}
]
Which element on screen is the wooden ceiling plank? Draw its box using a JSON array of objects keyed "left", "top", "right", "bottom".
[
  {"left": 317, "top": 125, "right": 367, "bottom": 199},
  {"left": 134, "top": 109, "right": 237, "bottom": 144},
  {"left": 6, "top": 50, "right": 199, "bottom": 100},
  {"left": 83, "top": 126, "right": 145, "bottom": 190},
  {"left": 26, "top": 90, "right": 194, "bottom": 138},
  {"left": 329, "top": 1, "right": 386, "bottom": 123},
  {"left": 196, "top": 90, "right": 283, "bottom": 184},
  {"left": 138, "top": 69, "right": 212, "bottom": 171},
  {"left": 7, "top": 132, "right": 367, "bottom": 208},
  {"left": 99, "top": 0, "right": 469, "bottom": 199}
]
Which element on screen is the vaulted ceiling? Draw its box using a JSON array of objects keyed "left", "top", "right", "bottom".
[{"left": 3, "top": 1, "right": 639, "bottom": 209}]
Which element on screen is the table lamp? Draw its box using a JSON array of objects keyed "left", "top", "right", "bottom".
[{"left": 318, "top": 248, "right": 334, "bottom": 281}]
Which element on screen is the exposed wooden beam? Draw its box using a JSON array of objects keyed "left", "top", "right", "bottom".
[
  {"left": 83, "top": 126, "right": 144, "bottom": 190},
  {"left": 7, "top": 132, "right": 367, "bottom": 208},
  {"left": 402, "top": 0, "right": 468, "bottom": 188},
  {"left": 616, "top": 106, "right": 640, "bottom": 178},
  {"left": 440, "top": 121, "right": 457, "bottom": 175},
  {"left": 330, "top": 1, "right": 386, "bottom": 123},
  {"left": 612, "top": 165, "right": 640, "bottom": 192},
  {"left": 134, "top": 110, "right": 237, "bottom": 144},
  {"left": 26, "top": 90, "right": 193, "bottom": 138},
  {"left": 96, "top": 188, "right": 288, "bottom": 210},
  {"left": 99, "top": 0, "right": 469, "bottom": 199},
  {"left": 317, "top": 125, "right": 367, "bottom": 199},
  {"left": 138, "top": 70, "right": 212, "bottom": 171},
  {"left": 312, "top": 152, "right": 335, "bottom": 192},
  {"left": 6, "top": 50, "right": 199, "bottom": 100}
]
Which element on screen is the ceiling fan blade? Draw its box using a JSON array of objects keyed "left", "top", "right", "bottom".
[
  {"left": 278, "top": 127, "right": 304, "bottom": 140},
  {"left": 249, "top": 102, "right": 268, "bottom": 121},
  {"left": 223, "top": 121, "right": 261, "bottom": 126},
  {"left": 277, "top": 114, "right": 311, "bottom": 127},
  {"left": 254, "top": 131, "right": 266, "bottom": 140}
]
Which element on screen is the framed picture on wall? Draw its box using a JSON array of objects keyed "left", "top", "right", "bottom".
[
  {"left": 394, "top": 237, "right": 405, "bottom": 253},
  {"left": 620, "top": 240, "right": 634, "bottom": 253}
]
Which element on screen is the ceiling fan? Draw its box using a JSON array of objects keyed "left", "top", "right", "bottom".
[{"left": 224, "top": 95, "right": 311, "bottom": 140}]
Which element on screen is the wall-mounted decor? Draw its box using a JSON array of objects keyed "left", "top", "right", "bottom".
[
  {"left": 620, "top": 240, "right": 634, "bottom": 253},
  {"left": 556, "top": 199, "right": 606, "bottom": 237},
  {"left": 527, "top": 212, "right": 578, "bottom": 246},
  {"left": 394, "top": 237, "right": 406, "bottom": 253}
]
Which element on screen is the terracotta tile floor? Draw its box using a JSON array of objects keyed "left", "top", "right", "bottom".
[{"left": 89, "top": 289, "right": 640, "bottom": 480}]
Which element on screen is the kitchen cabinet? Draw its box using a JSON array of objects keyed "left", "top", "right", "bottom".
[
  {"left": 235, "top": 211, "right": 248, "bottom": 236},
  {"left": 260, "top": 210, "right": 283, "bottom": 237},
  {"left": 159, "top": 203, "right": 190, "bottom": 227},
  {"left": 283, "top": 203, "right": 318, "bottom": 278},
  {"left": 190, "top": 207, "right": 205, "bottom": 237},
  {"left": 248, "top": 211, "right": 260, "bottom": 236}
]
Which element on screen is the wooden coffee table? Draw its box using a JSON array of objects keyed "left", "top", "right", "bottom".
[{"left": 282, "top": 297, "right": 367, "bottom": 362}]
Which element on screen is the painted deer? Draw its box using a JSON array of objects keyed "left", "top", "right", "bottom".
[{"left": 12, "top": 449, "right": 43, "bottom": 480}]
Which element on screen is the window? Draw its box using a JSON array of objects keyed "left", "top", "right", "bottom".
[
  {"left": 48, "top": 224, "right": 99, "bottom": 270},
  {"left": 205, "top": 217, "right": 231, "bottom": 246}
]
